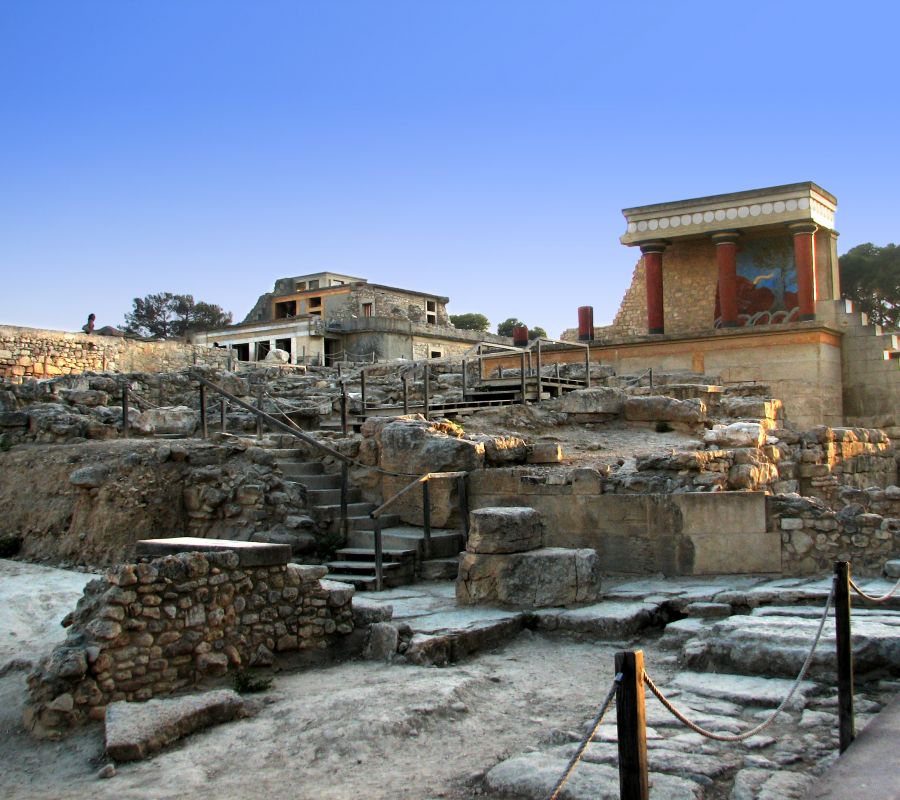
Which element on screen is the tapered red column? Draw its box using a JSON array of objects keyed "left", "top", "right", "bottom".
[
  {"left": 791, "top": 223, "right": 818, "bottom": 320},
  {"left": 640, "top": 242, "right": 667, "bottom": 334},
  {"left": 712, "top": 231, "right": 740, "bottom": 327}
]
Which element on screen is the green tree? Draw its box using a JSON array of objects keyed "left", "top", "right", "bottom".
[
  {"left": 124, "top": 293, "right": 233, "bottom": 339},
  {"left": 529, "top": 326, "right": 548, "bottom": 340},
  {"left": 449, "top": 312, "right": 490, "bottom": 332},
  {"left": 839, "top": 243, "right": 900, "bottom": 328},
  {"left": 497, "top": 317, "right": 524, "bottom": 337}
]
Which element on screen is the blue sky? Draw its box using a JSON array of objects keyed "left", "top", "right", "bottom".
[{"left": 2, "top": 1, "right": 898, "bottom": 338}]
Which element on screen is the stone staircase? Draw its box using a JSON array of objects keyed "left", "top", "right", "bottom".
[{"left": 274, "top": 451, "right": 464, "bottom": 589}]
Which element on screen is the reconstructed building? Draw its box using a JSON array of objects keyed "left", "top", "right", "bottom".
[
  {"left": 555, "top": 183, "right": 899, "bottom": 431},
  {"left": 192, "top": 271, "right": 508, "bottom": 364}
]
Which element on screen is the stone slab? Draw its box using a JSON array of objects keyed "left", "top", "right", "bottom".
[
  {"left": 105, "top": 689, "right": 245, "bottom": 761},
  {"left": 532, "top": 600, "right": 659, "bottom": 638},
  {"left": 467, "top": 506, "right": 543, "bottom": 554},
  {"left": 136, "top": 537, "right": 291, "bottom": 567},
  {"left": 667, "top": 671, "right": 818, "bottom": 707}
]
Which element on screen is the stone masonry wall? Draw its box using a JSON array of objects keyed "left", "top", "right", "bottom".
[
  {"left": 24, "top": 550, "right": 353, "bottom": 738},
  {"left": 0, "top": 325, "right": 230, "bottom": 383},
  {"left": 771, "top": 486, "right": 900, "bottom": 576},
  {"left": 328, "top": 285, "right": 450, "bottom": 326}
]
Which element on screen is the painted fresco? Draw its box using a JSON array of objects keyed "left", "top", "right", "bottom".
[{"left": 715, "top": 237, "right": 799, "bottom": 326}]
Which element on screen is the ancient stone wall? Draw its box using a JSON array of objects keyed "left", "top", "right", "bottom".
[
  {"left": 326, "top": 285, "right": 450, "bottom": 326},
  {"left": 24, "top": 549, "right": 354, "bottom": 738},
  {"left": 771, "top": 487, "right": 900, "bottom": 576},
  {"left": 0, "top": 325, "right": 229, "bottom": 383}
]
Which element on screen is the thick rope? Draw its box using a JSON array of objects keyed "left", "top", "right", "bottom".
[
  {"left": 643, "top": 578, "right": 836, "bottom": 743},
  {"left": 850, "top": 575, "right": 900, "bottom": 604},
  {"left": 547, "top": 673, "right": 622, "bottom": 800}
]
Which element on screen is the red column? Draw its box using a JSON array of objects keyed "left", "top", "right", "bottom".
[
  {"left": 791, "top": 223, "right": 818, "bottom": 320},
  {"left": 712, "top": 232, "right": 740, "bottom": 327},
  {"left": 640, "top": 242, "right": 666, "bottom": 334}
]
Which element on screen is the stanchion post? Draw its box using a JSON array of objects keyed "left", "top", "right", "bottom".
[
  {"left": 121, "top": 383, "right": 130, "bottom": 438},
  {"left": 403, "top": 374, "right": 409, "bottom": 415},
  {"left": 199, "top": 384, "right": 208, "bottom": 439},
  {"left": 340, "top": 383, "right": 348, "bottom": 435},
  {"left": 585, "top": 344, "right": 591, "bottom": 388},
  {"left": 535, "top": 340, "right": 543, "bottom": 404},
  {"left": 457, "top": 473, "right": 469, "bottom": 542},
  {"left": 423, "top": 365, "right": 430, "bottom": 420},
  {"left": 835, "top": 560, "right": 855, "bottom": 753},
  {"left": 615, "top": 650, "right": 649, "bottom": 800},
  {"left": 422, "top": 479, "right": 432, "bottom": 559},
  {"left": 461, "top": 359, "right": 467, "bottom": 398},
  {"left": 220, "top": 396, "right": 227, "bottom": 433},
  {"left": 256, "top": 387, "right": 264, "bottom": 440},
  {"left": 520, "top": 351, "right": 527, "bottom": 405},
  {"left": 360, "top": 370, "right": 367, "bottom": 417},
  {"left": 340, "top": 462, "right": 349, "bottom": 542},
  {"left": 374, "top": 517, "right": 384, "bottom": 592}
]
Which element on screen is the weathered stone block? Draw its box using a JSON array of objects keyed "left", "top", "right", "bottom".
[
  {"left": 456, "top": 547, "right": 601, "bottom": 608},
  {"left": 467, "top": 507, "right": 543, "bottom": 554}
]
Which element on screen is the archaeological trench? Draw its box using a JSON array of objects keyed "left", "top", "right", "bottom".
[{"left": 1, "top": 342, "right": 899, "bottom": 799}]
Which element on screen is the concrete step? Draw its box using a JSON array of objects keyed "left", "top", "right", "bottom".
[
  {"left": 308, "top": 487, "right": 362, "bottom": 505},
  {"left": 317, "top": 502, "right": 376, "bottom": 517}
]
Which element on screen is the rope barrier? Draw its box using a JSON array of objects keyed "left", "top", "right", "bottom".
[
  {"left": 127, "top": 389, "right": 162, "bottom": 410},
  {"left": 642, "top": 578, "right": 836, "bottom": 743},
  {"left": 547, "top": 673, "right": 622, "bottom": 800},
  {"left": 849, "top": 575, "right": 900, "bottom": 604}
]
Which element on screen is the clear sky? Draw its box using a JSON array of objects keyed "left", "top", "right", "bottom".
[{"left": 2, "top": 1, "right": 898, "bottom": 338}]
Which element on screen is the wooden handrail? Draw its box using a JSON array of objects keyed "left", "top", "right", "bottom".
[{"left": 370, "top": 471, "right": 467, "bottom": 519}]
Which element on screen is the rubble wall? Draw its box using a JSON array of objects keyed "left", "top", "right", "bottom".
[
  {"left": 771, "top": 487, "right": 900, "bottom": 575},
  {"left": 24, "top": 550, "right": 354, "bottom": 737},
  {"left": 0, "top": 325, "right": 229, "bottom": 383},
  {"left": 0, "top": 441, "right": 300, "bottom": 566}
]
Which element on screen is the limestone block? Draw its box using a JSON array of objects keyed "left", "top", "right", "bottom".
[
  {"left": 468, "top": 434, "right": 528, "bottom": 465},
  {"left": 363, "top": 623, "right": 399, "bottom": 660},
  {"left": 551, "top": 387, "right": 625, "bottom": 416},
  {"left": 456, "top": 547, "right": 601, "bottom": 608},
  {"left": 467, "top": 506, "right": 543, "bottom": 554},
  {"left": 105, "top": 689, "right": 244, "bottom": 761},
  {"left": 703, "top": 422, "right": 766, "bottom": 448},
  {"left": 60, "top": 389, "right": 109, "bottom": 407},
  {"left": 624, "top": 396, "right": 707, "bottom": 424},
  {"left": 134, "top": 406, "right": 199, "bottom": 437},
  {"left": 527, "top": 442, "right": 563, "bottom": 464}
]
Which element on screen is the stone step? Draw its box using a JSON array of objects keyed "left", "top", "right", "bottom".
[
  {"left": 347, "top": 513, "right": 402, "bottom": 531},
  {"left": 347, "top": 526, "right": 464, "bottom": 559},
  {"left": 326, "top": 560, "right": 406, "bottom": 573},
  {"left": 308, "top": 487, "right": 362, "bottom": 505},
  {"left": 419, "top": 557, "right": 460, "bottom": 581},
  {"left": 317, "top": 501, "right": 376, "bottom": 517},
  {"left": 284, "top": 473, "right": 342, "bottom": 490},
  {"left": 278, "top": 461, "right": 324, "bottom": 477},
  {"left": 335, "top": 547, "right": 418, "bottom": 563},
  {"left": 323, "top": 571, "right": 410, "bottom": 590}
]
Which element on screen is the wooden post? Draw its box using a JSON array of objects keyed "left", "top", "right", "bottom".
[
  {"left": 374, "top": 517, "right": 384, "bottom": 592},
  {"left": 422, "top": 480, "right": 432, "bottom": 559},
  {"left": 461, "top": 359, "right": 467, "bottom": 398},
  {"left": 527, "top": 350, "right": 533, "bottom": 376},
  {"left": 121, "top": 383, "right": 130, "bottom": 438},
  {"left": 227, "top": 354, "right": 233, "bottom": 372},
  {"left": 649, "top": 367, "right": 653, "bottom": 389},
  {"left": 535, "top": 340, "right": 542, "bottom": 404},
  {"left": 520, "top": 351, "right": 527, "bottom": 405},
  {"left": 340, "top": 383, "right": 348, "bottom": 435},
  {"left": 835, "top": 561, "right": 855, "bottom": 753},
  {"left": 555, "top": 362, "right": 560, "bottom": 381},
  {"left": 220, "top": 396, "right": 227, "bottom": 433},
  {"left": 457, "top": 473, "right": 469, "bottom": 541},
  {"left": 403, "top": 374, "right": 410, "bottom": 415},
  {"left": 340, "top": 462, "right": 349, "bottom": 542},
  {"left": 615, "top": 650, "right": 649, "bottom": 800},
  {"left": 584, "top": 344, "right": 591, "bottom": 389},
  {"left": 337, "top": 362, "right": 343, "bottom": 378},
  {"left": 199, "top": 384, "right": 208, "bottom": 439},
  {"left": 360, "top": 370, "right": 367, "bottom": 417},
  {"left": 256, "top": 387, "right": 264, "bottom": 440},
  {"left": 423, "top": 365, "right": 430, "bottom": 420}
]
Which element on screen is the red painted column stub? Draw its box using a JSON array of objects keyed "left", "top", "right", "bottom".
[
  {"left": 790, "top": 223, "right": 818, "bottom": 320},
  {"left": 712, "top": 231, "right": 740, "bottom": 328},
  {"left": 577, "top": 306, "right": 594, "bottom": 341},
  {"left": 640, "top": 241, "right": 667, "bottom": 335}
]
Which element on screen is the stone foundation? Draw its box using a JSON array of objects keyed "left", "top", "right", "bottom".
[{"left": 24, "top": 540, "right": 354, "bottom": 738}]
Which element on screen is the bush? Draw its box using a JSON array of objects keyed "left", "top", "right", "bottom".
[{"left": 232, "top": 669, "right": 273, "bottom": 694}]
